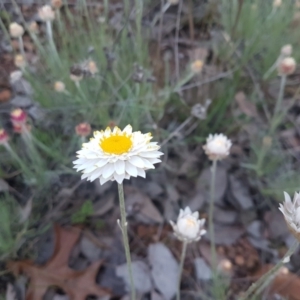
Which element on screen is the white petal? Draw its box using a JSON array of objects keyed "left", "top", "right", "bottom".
[
  {"left": 123, "top": 125, "right": 132, "bottom": 135},
  {"left": 128, "top": 156, "right": 145, "bottom": 168},
  {"left": 141, "top": 158, "right": 155, "bottom": 169},
  {"left": 100, "top": 176, "right": 111, "bottom": 185},
  {"left": 115, "top": 160, "right": 125, "bottom": 175},
  {"left": 147, "top": 158, "right": 161, "bottom": 164},
  {"left": 138, "top": 151, "right": 163, "bottom": 158},
  {"left": 96, "top": 159, "right": 109, "bottom": 168},
  {"left": 125, "top": 161, "right": 138, "bottom": 177},
  {"left": 113, "top": 173, "right": 125, "bottom": 184},
  {"left": 102, "top": 163, "right": 115, "bottom": 179},
  {"left": 136, "top": 168, "right": 146, "bottom": 178},
  {"left": 193, "top": 211, "right": 199, "bottom": 218},
  {"left": 89, "top": 168, "right": 104, "bottom": 181}
]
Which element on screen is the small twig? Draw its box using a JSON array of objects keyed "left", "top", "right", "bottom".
[
  {"left": 231, "top": 0, "right": 244, "bottom": 38},
  {"left": 160, "top": 116, "right": 193, "bottom": 147},
  {"left": 175, "top": 0, "right": 183, "bottom": 80},
  {"left": 187, "top": 0, "right": 195, "bottom": 43}
]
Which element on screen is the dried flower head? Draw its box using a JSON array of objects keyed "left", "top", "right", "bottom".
[
  {"left": 191, "top": 100, "right": 211, "bottom": 120},
  {"left": 10, "top": 108, "right": 27, "bottom": 125},
  {"left": 29, "top": 22, "right": 39, "bottom": 34},
  {"left": 73, "top": 125, "right": 163, "bottom": 185},
  {"left": 281, "top": 44, "right": 293, "bottom": 57},
  {"left": 170, "top": 207, "right": 206, "bottom": 243},
  {"left": 203, "top": 133, "right": 232, "bottom": 161},
  {"left": 279, "top": 192, "right": 300, "bottom": 241},
  {"left": 14, "top": 55, "right": 26, "bottom": 68},
  {"left": 0, "top": 129, "right": 9, "bottom": 145},
  {"left": 10, "top": 70, "right": 23, "bottom": 84},
  {"left": 52, "top": 0, "right": 63, "bottom": 9},
  {"left": 88, "top": 61, "right": 98, "bottom": 75},
  {"left": 273, "top": 0, "right": 282, "bottom": 7},
  {"left": 70, "top": 73, "right": 83, "bottom": 83},
  {"left": 191, "top": 60, "right": 204, "bottom": 73},
  {"left": 9, "top": 23, "right": 24, "bottom": 38},
  {"left": 54, "top": 81, "right": 65, "bottom": 92},
  {"left": 278, "top": 57, "right": 297, "bottom": 76},
  {"left": 263, "top": 136, "right": 272, "bottom": 149},
  {"left": 75, "top": 122, "right": 91, "bottom": 137},
  {"left": 38, "top": 5, "right": 55, "bottom": 22}
]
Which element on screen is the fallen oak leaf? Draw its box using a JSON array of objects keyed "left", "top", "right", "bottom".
[{"left": 7, "top": 224, "right": 110, "bottom": 300}]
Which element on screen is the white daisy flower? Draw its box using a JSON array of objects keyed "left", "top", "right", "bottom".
[
  {"left": 170, "top": 207, "right": 206, "bottom": 243},
  {"left": 279, "top": 191, "right": 300, "bottom": 241},
  {"left": 203, "top": 133, "right": 232, "bottom": 161},
  {"left": 73, "top": 125, "right": 163, "bottom": 185}
]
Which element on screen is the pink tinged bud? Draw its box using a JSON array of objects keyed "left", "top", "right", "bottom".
[
  {"left": 0, "top": 129, "right": 9, "bottom": 144},
  {"left": 278, "top": 57, "right": 297, "bottom": 76},
  {"left": 38, "top": 5, "right": 55, "bottom": 22},
  {"left": 13, "top": 123, "right": 31, "bottom": 134},
  {"left": 10, "top": 108, "right": 27, "bottom": 125},
  {"left": 75, "top": 122, "right": 91, "bottom": 137}
]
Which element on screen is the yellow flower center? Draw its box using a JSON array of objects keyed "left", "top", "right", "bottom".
[
  {"left": 186, "top": 217, "right": 197, "bottom": 227},
  {"left": 100, "top": 135, "right": 132, "bottom": 155}
]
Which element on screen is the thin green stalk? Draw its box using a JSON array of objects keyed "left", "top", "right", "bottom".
[
  {"left": 239, "top": 240, "right": 299, "bottom": 300},
  {"left": 46, "top": 20, "right": 60, "bottom": 65},
  {"left": 117, "top": 183, "right": 136, "bottom": 300},
  {"left": 18, "top": 36, "right": 25, "bottom": 58},
  {"left": 177, "top": 241, "right": 188, "bottom": 300},
  {"left": 209, "top": 159, "right": 217, "bottom": 269},
  {"left": 273, "top": 75, "right": 286, "bottom": 118}
]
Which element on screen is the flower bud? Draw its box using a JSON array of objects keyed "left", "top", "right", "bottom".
[
  {"left": 191, "top": 60, "right": 204, "bottom": 73},
  {"left": 13, "top": 123, "right": 31, "bottom": 134},
  {"left": 75, "top": 122, "right": 91, "bottom": 137},
  {"left": 9, "top": 23, "right": 24, "bottom": 38},
  {"left": 0, "top": 129, "right": 9, "bottom": 145},
  {"left": 203, "top": 133, "right": 232, "bottom": 161},
  {"left": 29, "top": 22, "right": 39, "bottom": 34},
  {"left": 88, "top": 60, "right": 98, "bottom": 75},
  {"left": 170, "top": 206, "right": 206, "bottom": 243},
  {"left": 279, "top": 192, "right": 300, "bottom": 242},
  {"left": 52, "top": 0, "right": 63, "bottom": 9},
  {"left": 54, "top": 81, "right": 65, "bottom": 92},
  {"left": 281, "top": 45, "right": 293, "bottom": 57},
  {"left": 273, "top": 0, "right": 282, "bottom": 7},
  {"left": 14, "top": 55, "right": 26, "bottom": 68},
  {"left": 278, "top": 57, "right": 296, "bottom": 76},
  {"left": 10, "top": 108, "right": 27, "bottom": 125},
  {"left": 217, "top": 259, "right": 233, "bottom": 276},
  {"left": 38, "top": 5, "right": 55, "bottom": 22}
]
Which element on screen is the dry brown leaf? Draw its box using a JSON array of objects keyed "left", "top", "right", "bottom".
[
  {"left": 8, "top": 224, "right": 110, "bottom": 300},
  {"left": 254, "top": 265, "right": 300, "bottom": 300},
  {"left": 0, "top": 89, "right": 11, "bottom": 102},
  {"left": 235, "top": 91, "right": 258, "bottom": 118}
]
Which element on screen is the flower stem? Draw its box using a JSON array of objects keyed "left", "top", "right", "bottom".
[
  {"left": 239, "top": 240, "right": 299, "bottom": 300},
  {"left": 117, "top": 183, "right": 136, "bottom": 300},
  {"left": 46, "top": 20, "right": 60, "bottom": 65},
  {"left": 274, "top": 75, "right": 286, "bottom": 118},
  {"left": 209, "top": 159, "right": 217, "bottom": 268},
  {"left": 177, "top": 241, "right": 188, "bottom": 300},
  {"left": 18, "top": 36, "right": 25, "bottom": 58}
]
